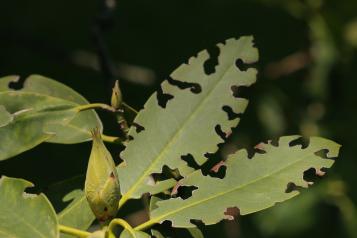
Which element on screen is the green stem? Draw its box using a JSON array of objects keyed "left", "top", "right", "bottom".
[
  {"left": 101, "top": 134, "right": 124, "bottom": 144},
  {"left": 59, "top": 225, "right": 91, "bottom": 238},
  {"left": 122, "top": 102, "right": 139, "bottom": 115},
  {"left": 75, "top": 103, "right": 116, "bottom": 113},
  {"left": 134, "top": 219, "right": 157, "bottom": 232},
  {"left": 108, "top": 218, "right": 136, "bottom": 238}
]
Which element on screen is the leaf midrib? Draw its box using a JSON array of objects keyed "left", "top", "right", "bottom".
[{"left": 150, "top": 151, "right": 320, "bottom": 225}]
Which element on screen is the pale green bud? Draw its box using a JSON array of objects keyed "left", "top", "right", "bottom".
[
  {"left": 111, "top": 80, "right": 122, "bottom": 110},
  {"left": 85, "top": 128, "right": 121, "bottom": 222}
]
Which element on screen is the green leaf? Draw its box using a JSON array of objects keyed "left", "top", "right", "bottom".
[
  {"left": 119, "top": 230, "right": 150, "bottom": 238},
  {"left": 45, "top": 176, "right": 94, "bottom": 238},
  {"left": 0, "top": 91, "right": 78, "bottom": 160},
  {"left": 118, "top": 36, "right": 258, "bottom": 203},
  {"left": 0, "top": 74, "right": 102, "bottom": 144},
  {"left": 0, "top": 75, "right": 104, "bottom": 160},
  {"left": 187, "top": 228, "right": 204, "bottom": 238},
  {"left": 0, "top": 176, "right": 59, "bottom": 238},
  {"left": 58, "top": 190, "right": 94, "bottom": 238},
  {"left": 146, "top": 136, "right": 340, "bottom": 228},
  {"left": 0, "top": 105, "right": 13, "bottom": 127},
  {"left": 151, "top": 230, "right": 164, "bottom": 238}
]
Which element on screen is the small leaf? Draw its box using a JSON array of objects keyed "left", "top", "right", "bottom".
[
  {"left": 119, "top": 36, "right": 258, "bottom": 202},
  {"left": 151, "top": 230, "right": 164, "bottom": 238},
  {"left": 119, "top": 230, "right": 150, "bottom": 238},
  {"left": 0, "top": 176, "right": 59, "bottom": 238},
  {"left": 58, "top": 190, "right": 94, "bottom": 238},
  {"left": 187, "top": 228, "right": 204, "bottom": 238},
  {"left": 45, "top": 176, "right": 95, "bottom": 238},
  {"left": 148, "top": 136, "right": 340, "bottom": 228},
  {"left": 0, "top": 74, "right": 102, "bottom": 144}
]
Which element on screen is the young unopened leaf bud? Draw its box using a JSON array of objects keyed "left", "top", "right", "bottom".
[
  {"left": 85, "top": 128, "right": 121, "bottom": 222},
  {"left": 111, "top": 80, "right": 122, "bottom": 110}
]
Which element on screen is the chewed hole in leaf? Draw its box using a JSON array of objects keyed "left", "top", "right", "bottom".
[
  {"left": 8, "top": 76, "right": 26, "bottom": 90},
  {"left": 254, "top": 142, "right": 268, "bottom": 154},
  {"left": 246, "top": 142, "right": 267, "bottom": 159},
  {"left": 167, "top": 77, "right": 202, "bottom": 94},
  {"left": 132, "top": 122, "right": 145, "bottom": 133},
  {"left": 22, "top": 184, "right": 42, "bottom": 199},
  {"left": 304, "top": 167, "right": 328, "bottom": 183},
  {"left": 174, "top": 185, "right": 198, "bottom": 200},
  {"left": 161, "top": 220, "right": 173, "bottom": 228},
  {"left": 207, "top": 161, "right": 227, "bottom": 179},
  {"left": 200, "top": 152, "right": 227, "bottom": 178},
  {"left": 269, "top": 138, "right": 279, "bottom": 147},
  {"left": 222, "top": 106, "right": 242, "bottom": 120},
  {"left": 235, "top": 59, "right": 250, "bottom": 72},
  {"left": 157, "top": 86, "right": 174, "bottom": 108},
  {"left": 285, "top": 182, "right": 304, "bottom": 193},
  {"left": 203, "top": 45, "right": 220, "bottom": 75},
  {"left": 181, "top": 154, "right": 200, "bottom": 170},
  {"left": 224, "top": 207, "right": 240, "bottom": 220},
  {"left": 24, "top": 186, "right": 41, "bottom": 195},
  {"left": 231, "top": 85, "right": 250, "bottom": 99},
  {"left": 152, "top": 165, "right": 181, "bottom": 181},
  {"left": 190, "top": 219, "right": 204, "bottom": 227},
  {"left": 215, "top": 125, "right": 227, "bottom": 140},
  {"left": 314, "top": 149, "right": 331, "bottom": 159},
  {"left": 289, "top": 136, "right": 310, "bottom": 149}
]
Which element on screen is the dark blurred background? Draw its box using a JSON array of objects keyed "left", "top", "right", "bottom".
[{"left": 1, "top": 0, "right": 357, "bottom": 237}]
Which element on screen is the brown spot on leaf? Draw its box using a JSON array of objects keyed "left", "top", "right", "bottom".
[{"left": 224, "top": 207, "right": 240, "bottom": 220}]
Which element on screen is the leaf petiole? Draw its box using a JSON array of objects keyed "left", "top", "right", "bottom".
[
  {"left": 108, "top": 218, "right": 136, "bottom": 238},
  {"left": 59, "top": 224, "right": 91, "bottom": 238},
  {"left": 122, "top": 102, "right": 138, "bottom": 115},
  {"left": 134, "top": 219, "right": 156, "bottom": 232},
  {"left": 75, "top": 103, "right": 116, "bottom": 113},
  {"left": 101, "top": 134, "right": 125, "bottom": 145}
]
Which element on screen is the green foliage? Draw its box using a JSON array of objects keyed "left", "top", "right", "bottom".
[
  {"left": 0, "top": 176, "right": 59, "bottom": 238},
  {"left": 0, "top": 36, "right": 341, "bottom": 238},
  {"left": 58, "top": 189, "right": 94, "bottom": 238},
  {"left": 45, "top": 176, "right": 95, "bottom": 238},
  {"left": 147, "top": 136, "right": 339, "bottom": 228},
  {"left": 119, "top": 230, "right": 150, "bottom": 238},
  {"left": 0, "top": 75, "right": 102, "bottom": 160},
  {"left": 118, "top": 37, "right": 258, "bottom": 203}
]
